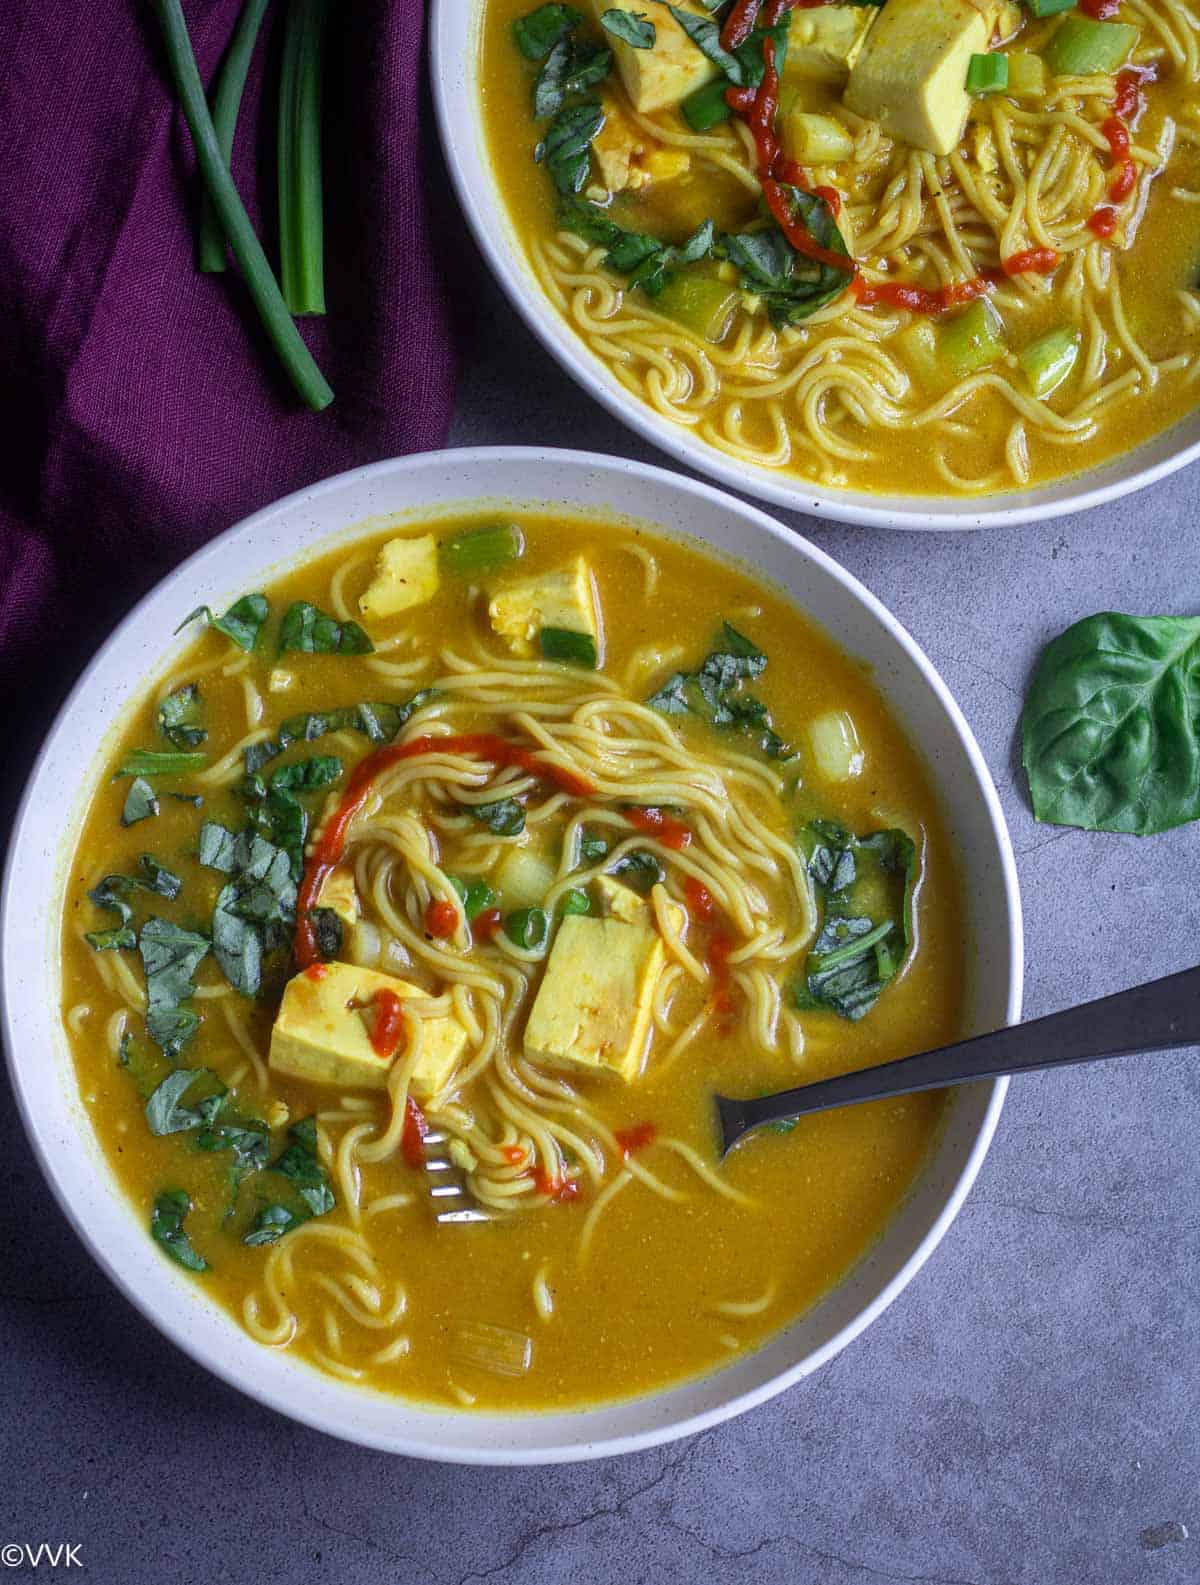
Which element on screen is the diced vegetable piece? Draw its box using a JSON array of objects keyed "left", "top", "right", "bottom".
[
  {"left": 524, "top": 915, "right": 666, "bottom": 1080},
  {"left": 489, "top": 558, "right": 599, "bottom": 659},
  {"left": 782, "top": 4, "right": 874, "bottom": 83},
  {"left": 269, "top": 962, "right": 467, "bottom": 1098},
  {"left": 540, "top": 626, "right": 599, "bottom": 667},
  {"left": 358, "top": 535, "right": 440, "bottom": 620},
  {"left": 1007, "top": 50, "right": 1047, "bottom": 95},
  {"left": 560, "top": 887, "right": 592, "bottom": 916},
  {"left": 1018, "top": 324, "right": 1080, "bottom": 397},
  {"left": 495, "top": 847, "right": 558, "bottom": 908},
  {"left": 938, "top": 297, "right": 1006, "bottom": 378},
  {"left": 1024, "top": 0, "right": 1075, "bottom": 17},
  {"left": 1042, "top": 16, "right": 1137, "bottom": 75},
  {"left": 898, "top": 320, "right": 941, "bottom": 389},
  {"left": 780, "top": 109, "right": 855, "bottom": 164},
  {"left": 654, "top": 272, "right": 739, "bottom": 342},
  {"left": 439, "top": 522, "right": 525, "bottom": 577},
  {"left": 505, "top": 907, "right": 550, "bottom": 950},
  {"left": 591, "top": 0, "right": 717, "bottom": 112},
  {"left": 451, "top": 1320, "right": 532, "bottom": 1378},
  {"left": 845, "top": 0, "right": 993, "bottom": 156},
  {"left": 806, "top": 711, "right": 865, "bottom": 782},
  {"left": 966, "top": 52, "right": 1008, "bottom": 92},
  {"left": 681, "top": 76, "right": 730, "bottom": 131}
]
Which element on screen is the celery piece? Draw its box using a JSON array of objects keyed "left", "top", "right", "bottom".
[
  {"left": 1007, "top": 51, "right": 1047, "bottom": 96},
  {"left": 682, "top": 77, "right": 730, "bottom": 132},
  {"left": 655, "top": 272, "right": 738, "bottom": 343},
  {"left": 938, "top": 298, "right": 1007, "bottom": 379},
  {"left": 898, "top": 320, "right": 941, "bottom": 389},
  {"left": 451, "top": 1320, "right": 532, "bottom": 1378},
  {"left": 540, "top": 626, "right": 598, "bottom": 667},
  {"left": 439, "top": 522, "right": 525, "bottom": 576},
  {"left": 1018, "top": 325, "right": 1080, "bottom": 397},
  {"left": 966, "top": 53, "right": 1009, "bottom": 93},
  {"left": 1043, "top": 16, "right": 1138, "bottom": 75}
]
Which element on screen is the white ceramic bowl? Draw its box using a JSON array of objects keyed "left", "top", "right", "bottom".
[
  {"left": 0, "top": 448, "right": 1022, "bottom": 1462},
  {"left": 430, "top": 1, "right": 1200, "bottom": 530}
]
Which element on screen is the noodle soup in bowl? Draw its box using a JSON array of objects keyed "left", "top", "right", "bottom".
[
  {"left": 432, "top": 0, "right": 1200, "bottom": 527},
  {"left": 2, "top": 449, "right": 1021, "bottom": 1461}
]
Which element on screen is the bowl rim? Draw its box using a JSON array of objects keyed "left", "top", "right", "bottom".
[
  {"left": 0, "top": 446, "right": 1024, "bottom": 1462},
  {"left": 429, "top": 0, "right": 1200, "bottom": 531}
]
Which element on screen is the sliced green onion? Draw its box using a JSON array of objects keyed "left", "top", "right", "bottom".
[
  {"left": 198, "top": 0, "right": 271, "bottom": 272},
  {"left": 539, "top": 627, "right": 598, "bottom": 668},
  {"left": 450, "top": 876, "right": 498, "bottom": 921},
  {"left": 1042, "top": 15, "right": 1137, "bottom": 74},
  {"left": 505, "top": 907, "right": 550, "bottom": 950},
  {"left": 937, "top": 298, "right": 1006, "bottom": 379},
  {"left": 682, "top": 78, "right": 730, "bottom": 133},
  {"left": 560, "top": 888, "right": 591, "bottom": 916},
  {"left": 439, "top": 522, "right": 526, "bottom": 577},
  {"left": 1018, "top": 325, "right": 1080, "bottom": 397},
  {"left": 278, "top": 0, "right": 328, "bottom": 315},
  {"left": 966, "top": 52, "right": 1008, "bottom": 93},
  {"left": 1024, "top": 0, "right": 1075, "bottom": 16},
  {"left": 152, "top": 0, "right": 333, "bottom": 410},
  {"left": 117, "top": 749, "right": 208, "bottom": 778}
]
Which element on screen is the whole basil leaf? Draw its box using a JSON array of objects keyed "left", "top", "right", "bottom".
[
  {"left": 278, "top": 601, "right": 374, "bottom": 656},
  {"left": 1022, "top": 612, "right": 1200, "bottom": 835},
  {"left": 176, "top": 594, "right": 269, "bottom": 652},
  {"left": 601, "top": 8, "right": 655, "bottom": 47},
  {"left": 145, "top": 1069, "right": 226, "bottom": 1135}
]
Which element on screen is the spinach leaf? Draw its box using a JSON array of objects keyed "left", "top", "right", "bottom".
[
  {"left": 85, "top": 926, "right": 137, "bottom": 951},
  {"left": 720, "top": 189, "right": 851, "bottom": 327},
  {"left": 472, "top": 797, "right": 527, "bottom": 836},
  {"left": 158, "top": 683, "right": 207, "bottom": 749},
  {"left": 151, "top": 1190, "right": 209, "bottom": 1272},
  {"left": 609, "top": 848, "right": 665, "bottom": 892},
  {"left": 117, "top": 749, "right": 207, "bottom": 778},
  {"left": 278, "top": 601, "right": 374, "bottom": 657},
  {"left": 513, "top": 2, "right": 582, "bottom": 59},
  {"left": 537, "top": 98, "right": 606, "bottom": 194},
  {"left": 145, "top": 1068, "right": 226, "bottom": 1135},
  {"left": 177, "top": 593, "right": 269, "bottom": 651},
  {"left": 559, "top": 200, "right": 716, "bottom": 295},
  {"left": 793, "top": 824, "right": 916, "bottom": 1020},
  {"left": 1021, "top": 612, "right": 1200, "bottom": 835},
  {"left": 270, "top": 755, "right": 342, "bottom": 793},
  {"left": 122, "top": 777, "right": 159, "bottom": 826},
  {"left": 601, "top": 8, "right": 655, "bottom": 47},
  {"left": 648, "top": 619, "right": 788, "bottom": 757},
  {"left": 243, "top": 1117, "right": 335, "bottom": 1245},
  {"left": 139, "top": 918, "right": 210, "bottom": 1057}
]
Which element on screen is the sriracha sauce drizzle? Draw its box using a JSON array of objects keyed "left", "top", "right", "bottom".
[
  {"left": 369, "top": 988, "right": 407, "bottom": 1060},
  {"left": 1088, "top": 67, "right": 1153, "bottom": 235},
  {"left": 293, "top": 734, "right": 594, "bottom": 968},
  {"left": 625, "top": 806, "right": 692, "bottom": 849}
]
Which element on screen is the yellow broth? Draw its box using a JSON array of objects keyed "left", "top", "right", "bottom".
[{"left": 61, "top": 513, "right": 964, "bottom": 1408}]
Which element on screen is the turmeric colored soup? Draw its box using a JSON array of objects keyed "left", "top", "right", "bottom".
[
  {"left": 479, "top": 0, "right": 1200, "bottom": 496},
  {"left": 61, "top": 513, "right": 964, "bottom": 1409}
]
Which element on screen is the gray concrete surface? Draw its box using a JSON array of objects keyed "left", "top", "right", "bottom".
[{"left": 2, "top": 260, "right": 1198, "bottom": 1585}]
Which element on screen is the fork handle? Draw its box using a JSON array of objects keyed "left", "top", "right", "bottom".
[{"left": 717, "top": 965, "right": 1200, "bottom": 1155}]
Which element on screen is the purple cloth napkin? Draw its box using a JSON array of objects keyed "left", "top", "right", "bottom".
[{"left": 0, "top": 0, "right": 458, "bottom": 736}]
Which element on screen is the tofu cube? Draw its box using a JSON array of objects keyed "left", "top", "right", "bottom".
[
  {"left": 269, "top": 962, "right": 467, "bottom": 1100},
  {"left": 523, "top": 916, "right": 664, "bottom": 1082},
  {"left": 318, "top": 866, "right": 359, "bottom": 926},
  {"left": 845, "top": 0, "right": 996, "bottom": 156},
  {"left": 591, "top": 0, "right": 718, "bottom": 112},
  {"left": 783, "top": 5, "right": 875, "bottom": 82},
  {"left": 358, "top": 534, "right": 440, "bottom": 621},
  {"left": 488, "top": 557, "right": 598, "bottom": 659},
  {"left": 596, "top": 876, "right": 687, "bottom": 933}
]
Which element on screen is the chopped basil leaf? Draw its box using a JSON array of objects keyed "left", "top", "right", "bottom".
[
  {"left": 138, "top": 855, "right": 183, "bottom": 899},
  {"left": 579, "top": 831, "right": 610, "bottom": 864},
  {"left": 276, "top": 691, "right": 437, "bottom": 750},
  {"left": 243, "top": 1117, "right": 336, "bottom": 1245},
  {"left": 85, "top": 926, "right": 137, "bottom": 951},
  {"left": 151, "top": 1190, "right": 209, "bottom": 1272},
  {"left": 169, "top": 792, "right": 204, "bottom": 807},
  {"left": 609, "top": 848, "right": 664, "bottom": 892},
  {"left": 720, "top": 190, "right": 852, "bottom": 328},
  {"left": 145, "top": 1068, "right": 226, "bottom": 1136},
  {"left": 536, "top": 98, "right": 606, "bottom": 194},
  {"left": 278, "top": 601, "right": 374, "bottom": 656},
  {"left": 139, "top": 918, "right": 210, "bottom": 1057},
  {"left": 117, "top": 749, "right": 207, "bottom": 778},
  {"left": 514, "top": 2, "right": 582, "bottom": 59},
  {"left": 158, "top": 683, "right": 207, "bottom": 749},
  {"left": 559, "top": 200, "right": 716, "bottom": 296},
  {"left": 201, "top": 828, "right": 297, "bottom": 996},
  {"left": 601, "top": 8, "right": 655, "bottom": 47},
  {"left": 177, "top": 594, "right": 269, "bottom": 652},
  {"left": 196, "top": 1118, "right": 270, "bottom": 1174},
  {"left": 89, "top": 855, "right": 181, "bottom": 927},
  {"left": 122, "top": 777, "right": 159, "bottom": 826},
  {"left": 269, "top": 755, "right": 342, "bottom": 792},
  {"left": 648, "top": 620, "right": 788, "bottom": 757},
  {"left": 540, "top": 627, "right": 598, "bottom": 667},
  {"left": 310, "top": 906, "right": 344, "bottom": 960},
  {"left": 472, "top": 797, "right": 527, "bottom": 837}
]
